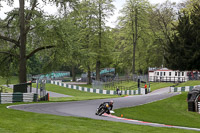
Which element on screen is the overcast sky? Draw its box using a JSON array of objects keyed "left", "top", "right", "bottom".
[{"left": 0, "top": 0, "right": 183, "bottom": 28}]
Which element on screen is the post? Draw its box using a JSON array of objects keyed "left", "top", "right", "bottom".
[
  {"left": 138, "top": 78, "right": 140, "bottom": 89},
  {"left": 36, "top": 79, "right": 39, "bottom": 101}
]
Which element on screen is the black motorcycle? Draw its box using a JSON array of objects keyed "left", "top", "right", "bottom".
[{"left": 95, "top": 103, "right": 110, "bottom": 116}]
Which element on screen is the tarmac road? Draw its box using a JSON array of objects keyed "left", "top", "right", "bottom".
[{"left": 7, "top": 89, "right": 200, "bottom": 131}]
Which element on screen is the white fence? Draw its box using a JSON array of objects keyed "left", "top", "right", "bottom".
[{"left": 51, "top": 80, "right": 147, "bottom": 95}]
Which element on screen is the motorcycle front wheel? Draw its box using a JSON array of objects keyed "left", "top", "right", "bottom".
[{"left": 98, "top": 108, "right": 105, "bottom": 116}]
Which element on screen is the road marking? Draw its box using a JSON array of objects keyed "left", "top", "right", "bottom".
[{"left": 103, "top": 113, "right": 200, "bottom": 131}]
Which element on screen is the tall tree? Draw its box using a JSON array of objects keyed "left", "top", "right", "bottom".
[
  {"left": 0, "top": 0, "right": 75, "bottom": 83},
  {"left": 94, "top": 0, "right": 114, "bottom": 81},
  {"left": 76, "top": 0, "right": 97, "bottom": 84},
  {"left": 116, "top": 0, "right": 151, "bottom": 74},
  {"left": 165, "top": 2, "right": 200, "bottom": 70},
  {"left": 149, "top": 0, "right": 177, "bottom": 67}
]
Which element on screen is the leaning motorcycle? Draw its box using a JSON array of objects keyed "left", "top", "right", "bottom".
[{"left": 95, "top": 103, "right": 110, "bottom": 116}]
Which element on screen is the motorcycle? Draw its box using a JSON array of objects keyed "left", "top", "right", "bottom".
[{"left": 95, "top": 103, "right": 112, "bottom": 116}]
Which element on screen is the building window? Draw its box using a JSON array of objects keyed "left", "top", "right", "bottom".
[
  {"left": 164, "top": 72, "right": 165, "bottom": 76},
  {"left": 160, "top": 72, "right": 162, "bottom": 76},
  {"left": 169, "top": 72, "right": 171, "bottom": 76},
  {"left": 157, "top": 72, "right": 159, "bottom": 76},
  {"left": 175, "top": 72, "right": 177, "bottom": 76},
  {"left": 178, "top": 72, "right": 180, "bottom": 76},
  {"left": 182, "top": 72, "right": 184, "bottom": 76}
]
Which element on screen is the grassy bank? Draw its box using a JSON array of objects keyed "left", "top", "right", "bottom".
[
  {"left": 32, "top": 84, "right": 118, "bottom": 101},
  {"left": 176, "top": 80, "right": 200, "bottom": 87},
  {"left": 0, "top": 76, "right": 18, "bottom": 85},
  {"left": 79, "top": 81, "right": 175, "bottom": 92},
  {"left": 114, "top": 93, "right": 200, "bottom": 128},
  {"left": 0, "top": 85, "right": 13, "bottom": 93},
  {"left": 0, "top": 78, "right": 199, "bottom": 132},
  {"left": 0, "top": 103, "right": 198, "bottom": 133},
  {"left": 149, "top": 82, "right": 175, "bottom": 91}
]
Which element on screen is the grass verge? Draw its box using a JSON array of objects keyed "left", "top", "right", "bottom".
[
  {"left": 149, "top": 82, "right": 175, "bottom": 92},
  {"left": 0, "top": 76, "right": 18, "bottom": 85},
  {"left": 114, "top": 93, "right": 200, "bottom": 128},
  {"left": 32, "top": 84, "right": 118, "bottom": 101},
  {"left": 79, "top": 81, "right": 175, "bottom": 92},
  {"left": 0, "top": 85, "right": 13, "bottom": 93},
  {"left": 176, "top": 80, "right": 200, "bottom": 87},
  {"left": 0, "top": 103, "right": 198, "bottom": 133}
]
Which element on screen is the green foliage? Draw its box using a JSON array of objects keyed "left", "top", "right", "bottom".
[
  {"left": 165, "top": 2, "right": 200, "bottom": 70},
  {"left": 112, "top": 0, "right": 163, "bottom": 74}
]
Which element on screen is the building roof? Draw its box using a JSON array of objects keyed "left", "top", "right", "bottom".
[{"left": 148, "top": 67, "right": 173, "bottom": 72}]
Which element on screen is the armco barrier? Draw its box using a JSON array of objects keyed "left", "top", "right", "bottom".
[
  {"left": 198, "top": 102, "right": 200, "bottom": 113},
  {"left": 50, "top": 80, "right": 146, "bottom": 95},
  {"left": 170, "top": 86, "right": 196, "bottom": 92},
  {"left": 0, "top": 93, "right": 37, "bottom": 104}
]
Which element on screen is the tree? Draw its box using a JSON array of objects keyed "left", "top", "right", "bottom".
[
  {"left": 0, "top": 0, "right": 75, "bottom": 83},
  {"left": 75, "top": 0, "right": 97, "bottom": 84},
  {"left": 149, "top": 0, "right": 177, "bottom": 67},
  {"left": 116, "top": 0, "right": 151, "bottom": 74},
  {"left": 165, "top": 2, "right": 200, "bottom": 70},
  {"left": 94, "top": 0, "right": 114, "bottom": 81}
]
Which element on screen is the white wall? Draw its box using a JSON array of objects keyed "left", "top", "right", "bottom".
[{"left": 149, "top": 70, "right": 188, "bottom": 82}]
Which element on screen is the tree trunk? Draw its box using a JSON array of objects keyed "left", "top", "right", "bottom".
[
  {"left": 132, "top": 7, "right": 138, "bottom": 75},
  {"left": 19, "top": 0, "right": 27, "bottom": 83},
  {"left": 87, "top": 66, "right": 91, "bottom": 84},
  {"left": 96, "top": 0, "right": 102, "bottom": 81},
  {"left": 72, "top": 65, "right": 76, "bottom": 82},
  {"left": 132, "top": 43, "right": 136, "bottom": 74},
  {"left": 96, "top": 60, "right": 101, "bottom": 81}
]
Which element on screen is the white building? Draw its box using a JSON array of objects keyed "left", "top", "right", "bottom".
[{"left": 148, "top": 67, "right": 189, "bottom": 82}]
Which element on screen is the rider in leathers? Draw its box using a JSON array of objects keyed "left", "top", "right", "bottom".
[{"left": 96, "top": 100, "right": 113, "bottom": 115}]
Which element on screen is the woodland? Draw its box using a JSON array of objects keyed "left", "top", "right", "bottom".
[{"left": 0, "top": 0, "right": 199, "bottom": 83}]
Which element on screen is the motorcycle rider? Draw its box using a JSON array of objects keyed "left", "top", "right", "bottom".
[{"left": 95, "top": 100, "right": 114, "bottom": 115}]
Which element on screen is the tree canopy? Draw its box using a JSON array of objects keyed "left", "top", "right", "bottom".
[
  {"left": 0, "top": 0, "right": 199, "bottom": 83},
  {"left": 165, "top": 2, "right": 200, "bottom": 71}
]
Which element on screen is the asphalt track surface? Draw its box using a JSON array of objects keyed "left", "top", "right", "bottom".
[{"left": 7, "top": 88, "right": 200, "bottom": 131}]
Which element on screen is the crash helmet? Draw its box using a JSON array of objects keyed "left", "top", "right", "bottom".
[{"left": 110, "top": 100, "right": 114, "bottom": 105}]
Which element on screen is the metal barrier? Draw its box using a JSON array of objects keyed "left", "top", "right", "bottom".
[
  {"left": 187, "top": 86, "right": 200, "bottom": 112},
  {"left": 13, "top": 83, "right": 32, "bottom": 93},
  {"left": 0, "top": 93, "right": 37, "bottom": 104}
]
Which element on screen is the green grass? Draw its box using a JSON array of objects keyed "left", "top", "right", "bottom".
[
  {"left": 78, "top": 84, "right": 92, "bottom": 88},
  {"left": 0, "top": 76, "right": 18, "bottom": 85},
  {"left": 0, "top": 85, "right": 13, "bottom": 93},
  {"left": 150, "top": 82, "right": 175, "bottom": 92},
  {"left": 114, "top": 93, "right": 200, "bottom": 128},
  {"left": 77, "top": 81, "right": 138, "bottom": 90},
  {"left": 176, "top": 80, "right": 200, "bottom": 87},
  {"left": 32, "top": 84, "right": 118, "bottom": 101},
  {"left": 0, "top": 78, "right": 199, "bottom": 132},
  {"left": 75, "top": 80, "right": 200, "bottom": 92},
  {"left": 79, "top": 81, "right": 174, "bottom": 91},
  {"left": 0, "top": 103, "right": 197, "bottom": 133}
]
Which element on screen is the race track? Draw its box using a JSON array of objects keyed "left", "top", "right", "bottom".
[{"left": 7, "top": 88, "right": 200, "bottom": 131}]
